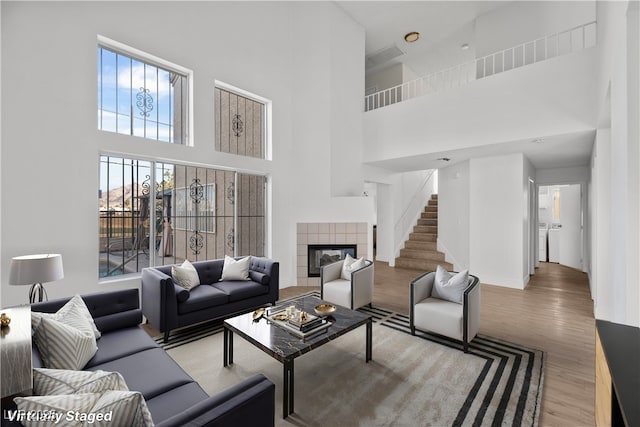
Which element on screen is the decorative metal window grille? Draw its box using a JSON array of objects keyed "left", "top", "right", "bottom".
[
  {"left": 97, "top": 45, "right": 188, "bottom": 144},
  {"left": 174, "top": 183, "right": 216, "bottom": 233},
  {"left": 215, "top": 86, "right": 266, "bottom": 159},
  {"left": 99, "top": 156, "right": 266, "bottom": 279}
]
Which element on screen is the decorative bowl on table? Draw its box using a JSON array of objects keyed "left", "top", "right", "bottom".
[{"left": 314, "top": 303, "right": 336, "bottom": 316}]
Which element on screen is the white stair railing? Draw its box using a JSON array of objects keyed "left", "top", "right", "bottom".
[{"left": 365, "top": 21, "right": 597, "bottom": 112}]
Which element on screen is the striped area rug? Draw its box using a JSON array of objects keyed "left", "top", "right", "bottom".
[{"left": 156, "top": 292, "right": 544, "bottom": 426}]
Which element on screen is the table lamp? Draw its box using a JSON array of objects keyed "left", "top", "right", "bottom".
[{"left": 9, "top": 254, "right": 64, "bottom": 303}]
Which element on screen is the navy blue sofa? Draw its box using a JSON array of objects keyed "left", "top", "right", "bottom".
[
  {"left": 142, "top": 257, "right": 279, "bottom": 342},
  {"left": 3, "top": 289, "right": 275, "bottom": 427}
]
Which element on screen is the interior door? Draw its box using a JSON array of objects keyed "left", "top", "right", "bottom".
[{"left": 559, "top": 184, "right": 582, "bottom": 270}]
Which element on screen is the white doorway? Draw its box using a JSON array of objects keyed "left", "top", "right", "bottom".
[{"left": 539, "top": 184, "right": 583, "bottom": 271}]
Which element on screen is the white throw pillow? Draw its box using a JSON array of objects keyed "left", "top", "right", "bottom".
[
  {"left": 34, "top": 317, "right": 98, "bottom": 370},
  {"left": 33, "top": 368, "right": 128, "bottom": 396},
  {"left": 220, "top": 255, "right": 251, "bottom": 281},
  {"left": 341, "top": 254, "right": 367, "bottom": 280},
  {"left": 431, "top": 265, "right": 469, "bottom": 305},
  {"left": 172, "top": 259, "right": 200, "bottom": 291},
  {"left": 32, "top": 294, "right": 101, "bottom": 339}
]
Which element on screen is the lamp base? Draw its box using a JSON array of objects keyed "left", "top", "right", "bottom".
[{"left": 28, "top": 283, "right": 47, "bottom": 304}]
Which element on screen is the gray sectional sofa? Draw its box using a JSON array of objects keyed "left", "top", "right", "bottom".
[
  {"left": 142, "top": 257, "right": 279, "bottom": 342},
  {"left": 5, "top": 288, "right": 275, "bottom": 427}
]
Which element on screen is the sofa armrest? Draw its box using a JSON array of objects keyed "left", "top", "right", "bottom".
[
  {"left": 154, "top": 374, "right": 275, "bottom": 427},
  {"left": 249, "top": 257, "right": 279, "bottom": 303},
  {"left": 142, "top": 268, "right": 179, "bottom": 333}
]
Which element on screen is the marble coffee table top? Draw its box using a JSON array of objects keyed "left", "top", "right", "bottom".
[{"left": 224, "top": 295, "right": 372, "bottom": 363}]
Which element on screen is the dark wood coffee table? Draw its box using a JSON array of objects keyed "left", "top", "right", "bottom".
[{"left": 223, "top": 295, "right": 373, "bottom": 418}]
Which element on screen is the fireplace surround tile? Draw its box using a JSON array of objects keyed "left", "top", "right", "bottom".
[{"left": 296, "top": 222, "right": 368, "bottom": 286}]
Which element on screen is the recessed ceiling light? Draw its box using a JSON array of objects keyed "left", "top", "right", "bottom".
[
  {"left": 532, "top": 138, "right": 545, "bottom": 144},
  {"left": 404, "top": 32, "right": 420, "bottom": 43},
  {"left": 437, "top": 157, "right": 451, "bottom": 162},
  {"left": 461, "top": 43, "right": 470, "bottom": 50}
]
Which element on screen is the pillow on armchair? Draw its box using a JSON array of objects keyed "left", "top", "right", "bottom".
[
  {"left": 431, "top": 265, "right": 469, "bottom": 304},
  {"left": 340, "top": 254, "right": 366, "bottom": 280}
]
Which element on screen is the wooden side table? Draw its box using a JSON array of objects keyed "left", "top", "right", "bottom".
[{"left": 0, "top": 306, "right": 32, "bottom": 398}]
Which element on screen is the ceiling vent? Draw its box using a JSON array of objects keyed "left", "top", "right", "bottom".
[{"left": 366, "top": 44, "right": 405, "bottom": 69}]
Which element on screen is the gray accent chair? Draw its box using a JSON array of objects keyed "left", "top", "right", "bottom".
[
  {"left": 409, "top": 271, "right": 480, "bottom": 352},
  {"left": 320, "top": 259, "right": 374, "bottom": 309}
]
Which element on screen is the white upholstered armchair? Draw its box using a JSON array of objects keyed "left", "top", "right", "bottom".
[
  {"left": 320, "top": 257, "right": 374, "bottom": 310},
  {"left": 409, "top": 269, "right": 480, "bottom": 352}
]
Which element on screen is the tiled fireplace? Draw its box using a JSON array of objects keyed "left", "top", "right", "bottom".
[{"left": 296, "top": 222, "right": 368, "bottom": 286}]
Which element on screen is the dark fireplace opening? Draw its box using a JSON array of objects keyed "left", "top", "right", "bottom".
[{"left": 307, "top": 244, "right": 357, "bottom": 277}]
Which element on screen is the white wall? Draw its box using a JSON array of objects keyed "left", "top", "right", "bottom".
[
  {"left": 0, "top": 2, "right": 369, "bottom": 306},
  {"left": 363, "top": 49, "right": 598, "bottom": 165},
  {"left": 365, "top": 63, "right": 403, "bottom": 93},
  {"left": 590, "top": 0, "right": 640, "bottom": 327},
  {"left": 438, "top": 161, "right": 470, "bottom": 270},
  {"left": 469, "top": 154, "right": 527, "bottom": 289},
  {"left": 592, "top": 129, "right": 612, "bottom": 320},
  {"left": 475, "top": 1, "right": 596, "bottom": 57},
  {"left": 523, "top": 155, "right": 536, "bottom": 281},
  {"left": 537, "top": 165, "right": 591, "bottom": 185},
  {"left": 329, "top": 4, "right": 366, "bottom": 197}
]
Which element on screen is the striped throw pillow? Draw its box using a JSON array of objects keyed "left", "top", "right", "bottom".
[
  {"left": 34, "top": 317, "right": 97, "bottom": 370},
  {"left": 14, "top": 391, "right": 153, "bottom": 427},
  {"left": 91, "top": 390, "right": 154, "bottom": 427},
  {"left": 31, "top": 294, "right": 101, "bottom": 339},
  {"left": 34, "top": 368, "right": 128, "bottom": 396},
  {"left": 14, "top": 393, "right": 100, "bottom": 427}
]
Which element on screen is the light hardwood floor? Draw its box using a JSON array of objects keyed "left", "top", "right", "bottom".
[{"left": 281, "top": 261, "right": 595, "bottom": 426}]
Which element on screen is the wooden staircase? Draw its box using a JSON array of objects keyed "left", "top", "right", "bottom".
[{"left": 395, "top": 194, "right": 453, "bottom": 271}]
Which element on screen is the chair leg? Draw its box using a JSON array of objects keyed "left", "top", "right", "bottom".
[
  {"left": 463, "top": 339, "right": 469, "bottom": 353},
  {"left": 410, "top": 326, "right": 416, "bottom": 336},
  {"left": 368, "top": 303, "right": 372, "bottom": 308},
  {"left": 163, "top": 330, "right": 170, "bottom": 343}
]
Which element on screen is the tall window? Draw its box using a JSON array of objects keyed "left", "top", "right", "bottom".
[
  {"left": 97, "top": 42, "right": 189, "bottom": 144},
  {"left": 99, "top": 156, "right": 266, "bottom": 279}
]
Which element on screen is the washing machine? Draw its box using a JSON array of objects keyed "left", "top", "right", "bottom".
[
  {"left": 548, "top": 224, "right": 561, "bottom": 263},
  {"left": 538, "top": 223, "right": 548, "bottom": 262}
]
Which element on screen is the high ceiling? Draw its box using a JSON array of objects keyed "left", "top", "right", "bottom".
[
  {"left": 336, "top": 1, "right": 596, "bottom": 172},
  {"left": 337, "top": 1, "right": 508, "bottom": 76}
]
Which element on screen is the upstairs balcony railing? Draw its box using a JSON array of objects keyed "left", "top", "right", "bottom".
[{"left": 365, "top": 21, "right": 597, "bottom": 112}]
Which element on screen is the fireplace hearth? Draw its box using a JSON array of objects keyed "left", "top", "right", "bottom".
[{"left": 307, "top": 244, "right": 357, "bottom": 277}]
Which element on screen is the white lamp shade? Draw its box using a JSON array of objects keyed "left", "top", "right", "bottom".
[{"left": 9, "top": 254, "right": 64, "bottom": 286}]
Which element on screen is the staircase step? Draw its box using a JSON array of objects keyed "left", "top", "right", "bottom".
[
  {"left": 424, "top": 206, "right": 437, "bottom": 213},
  {"left": 431, "top": 194, "right": 438, "bottom": 199},
  {"left": 395, "top": 257, "right": 453, "bottom": 272},
  {"left": 417, "top": 218, "right": 437, "bottom": 226},
  {"left": 428, "top": 200, "right": 438, "bottom": 206},
  {"left": 413, "top": 225, "right": 437, "bottom": 234},
  {"left": 409, "top": 232, "right": 437, "bottom": 242},
  {"left": 405, "top": 241, "right": 437, "bottom": 251},
  {"left": 421, "top": 211, "right": 438, "bottom": 219},
  {"left": 400, "top": 248, "right": 445, "bottom": 262}
]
